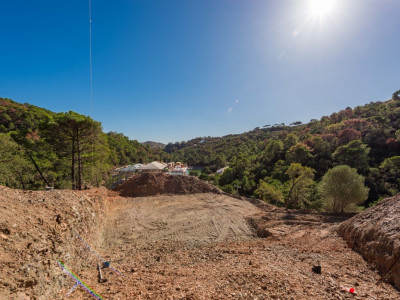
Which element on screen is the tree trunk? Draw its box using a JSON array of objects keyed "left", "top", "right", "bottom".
[
  {"left": 71, "top": 137, "right": 76, "bottom": 190},
  {"left": 24, "top": 148, "right": 51, "bottom": 187},
  {"left": 77, "top": 140, "right": 82, "bottom": 190},
  {"left": 285, "top": 179, "right": 298, "bottom": 209},
  {"left": 17, "top": 172, "right": 25, "bottom": 190}
]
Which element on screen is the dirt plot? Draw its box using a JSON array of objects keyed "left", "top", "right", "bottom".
[
  {"left": 1, "top": 186, "right": 399, "bottom": 299},
  {"left": 103, "top": 193, "right": 259, "bottom": 249},
  {"left": 74, "top": 195, "right": 399, "bottom": 300}
]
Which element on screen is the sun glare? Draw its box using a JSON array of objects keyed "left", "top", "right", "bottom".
[{"left": 309, "top": 0, "right": 336, "bottom": 17}]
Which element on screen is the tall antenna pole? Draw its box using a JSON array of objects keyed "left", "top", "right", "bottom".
[
  {"left": 89, "top": 0, "right": 93, "bottom": 116},
  {"left": 89, "top": 0, "right": 95, "bottom": 186}
]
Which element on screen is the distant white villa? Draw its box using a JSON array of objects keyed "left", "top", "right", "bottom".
[
  {"left": 216, "top": 167, "right": 229, "bottom": 174},
  {"left": 167, "top": 161, "right": 187, "bottom": 176},
  {"left": 116, "top": 161, "right": 188, "bottom": 175},
  {"left": 116, "top": 163, "right": 144, "bottom": 173}
]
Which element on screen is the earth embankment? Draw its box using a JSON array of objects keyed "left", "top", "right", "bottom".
[
  {"left": 338, "top": 195, "right": 400, "bottom": 288},
  {"left": 0, "top": 186, "right": 108, "bottom": 299}
]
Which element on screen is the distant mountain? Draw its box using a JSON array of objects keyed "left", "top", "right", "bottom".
[{"left": 142, "top": 141, "right": 166, "bottom": 149}]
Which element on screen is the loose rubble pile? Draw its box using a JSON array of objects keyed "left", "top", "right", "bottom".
[
  {"left": 338, "top": 195, "right": 400, "bottom": 288},
  {"left": 113, "top": 172, "right": 222, "bottom": 197}
]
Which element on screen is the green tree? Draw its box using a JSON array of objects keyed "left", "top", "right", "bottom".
[
  {"left": 0, "top": 133, "right": 35, "bottom": 189},
  {"left": 395, "top": 129, "right": 400, "bottom": 141},
  {"left": 47, "top": 112, "right": 104, "bottom": 190},
  {"left": 311, "top": 136, "right": 333, "bottom": 178},
  {"left": 214, "top": 154, "right": 227, "bottom": 169},
  {"left": 333, "top": 140, "right": 370, "bottom": 173},
  {"left": 319, "top": 165, "right": 369, "bottom": 212},
  {"left": 284, "top": 133, "right": 298, "bottom": 149},
  {"left": 241, "top": 175, "right": 255, "bottom": 195},
  {"left": 262, "top": 140, "right": 283, "bottom": 165},
  {"left": 284, "top": 163, "right": 315, "bottom": 209},
  {"left": 379, "top": 156, "right": 400, "bottom": 195},
  {"left": 271, "top": 160, "right": 289, "bottom": 182},
  {"left": 254, "top": 180, "right": 284, "bottom": 204},
  {"left": 392, "top": 89, "right": 400, "bottom": 101},
  {"left": 286, "top": 143, "right": 313, "bottom": 166}
]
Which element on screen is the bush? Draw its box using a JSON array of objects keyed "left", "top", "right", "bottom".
[
  {"left": 221, "top": 184, "right": 237, "bottom": 195},
  {"left": 202, "top": 167, "right": 212, "bottom": 174},
  {"left": 189, "top": 170, "right": 201, "bottom": 177},
  {"left": 284, "top": 163, "right": 315, "bottom": 209},
  {"left": 319, "top": 165, "right": 369, "bottom": 212},
  {"left": 199, "top": 173, "right": 209, "bottom": 181},
  {"left": 254, "top": 180, "right": 284, "bottom": 204}
]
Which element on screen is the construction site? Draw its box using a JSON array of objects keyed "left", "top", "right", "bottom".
[{"left": 0, "top": 173, "right": 399, "bottom": 299}]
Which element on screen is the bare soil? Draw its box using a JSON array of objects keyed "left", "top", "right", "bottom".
[
  {"left": 71, "top": 195, "right": 399, "bottom": 300},
  {"left": 338, "top": 195, "right": 400, "bottom": 288},
  {"left": 1, "top": 186, "right": 399, "bottom": 299},
  {"left": 103, "top": 194, "right": 258, "bottom": 248},
  {"left": 0, "top": 186, "right": 108, "bottom": 300}
]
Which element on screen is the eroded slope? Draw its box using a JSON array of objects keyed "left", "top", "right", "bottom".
[
  {"left": 338, "top": 195, "right": 400, "bottom": 288},
  {"left": 0, "top": 186, "right": 108, "bottom": 299}
]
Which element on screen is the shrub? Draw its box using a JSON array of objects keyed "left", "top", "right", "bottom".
[
  {"left": 254, "top": 180, "right": 284, "bottom": 204},
  {"left": 319, "top": 165, "right": 369, "bottom": 212}
]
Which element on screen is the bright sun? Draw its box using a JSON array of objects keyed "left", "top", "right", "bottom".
[{"left": 309, "top": 0, "right": 336, "bottom": 17}]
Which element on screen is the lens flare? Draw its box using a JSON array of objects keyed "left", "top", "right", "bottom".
[{"left": 309, "top": 0, "right": 336, "bottom": 17}]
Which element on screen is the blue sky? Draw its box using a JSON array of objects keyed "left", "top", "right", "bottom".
[{"left": 1, "top": 0, "right": 399, "bottom": 143}]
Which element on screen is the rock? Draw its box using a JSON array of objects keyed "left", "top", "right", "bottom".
[
  {"left": 17, "top": 292, "right": 30, "bottom": 300},
  {"left": 24, "top": 279, "right": 37, "bottom": 288},
  {"left": 55, "top": 214, "right": 62, "bottom": 224}
]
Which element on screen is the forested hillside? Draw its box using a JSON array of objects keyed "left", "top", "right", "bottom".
[
  {"left": 168, "top": 90, "right": 400, "bottom": 208},
  {"left": 2, "top": 90, "right": 400, "bottom": 210},
  {"left": 0, "top": 98, "right": 166, "bottom": 190}
]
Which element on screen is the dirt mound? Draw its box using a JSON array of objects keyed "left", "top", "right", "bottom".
[
  {"left": 114, "top": 172, "right": 222, "bottom": 197},
  {"left": 0, "top": 186, "right": 108, "bottom": 299},
  {"left": 338, "top": 195, "right": 400, "bottom": 288}
]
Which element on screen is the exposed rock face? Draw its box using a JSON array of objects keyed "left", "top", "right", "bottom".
[
  {"left": 338, "top": 195, "right": 400, "bottom": 288},
  {"left": 114, "top": 172, "right": 222, "bottom": 197}
]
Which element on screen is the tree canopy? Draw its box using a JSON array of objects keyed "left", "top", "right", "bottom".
[
  {"left": 319, "top": 165, "right": 369, "bottom": 212},
  {"left": 2, "top": 91, "right": 400, "bottom": 208},
  {"left": 168, "top": 92, "right": 400, "bottom": 207},
  {"left": 0, "top": 98, "right": 162, "bottom": 189}
]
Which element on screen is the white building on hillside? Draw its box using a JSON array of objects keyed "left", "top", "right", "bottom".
[{"left": 216, "top": 167, "right": 229, "bottom": 174}]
